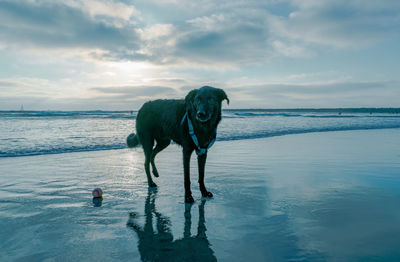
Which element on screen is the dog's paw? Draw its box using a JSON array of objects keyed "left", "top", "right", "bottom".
[
  {"left": 185, "top": 195, "right": 195, "bottom": 204},
  {"left": 149, "top": 182, "right": 157, "bottom": 188},
  {"left": 152, "top": 169, "right": 159, "bottom": 177},
  {"left": 202, "top": 191, "right": 213, "bottom": 198}
]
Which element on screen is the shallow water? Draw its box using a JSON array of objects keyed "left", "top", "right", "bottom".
[
  {"left": 1, "top": 109, "right": 400, "bottom": 157},
  {"left": 1, "top": 129, "right": 400, "bottom": 261}
]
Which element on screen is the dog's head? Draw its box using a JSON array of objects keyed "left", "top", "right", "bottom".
[{"left": 185, "top": 86, "right": 229, "bottom": 124}]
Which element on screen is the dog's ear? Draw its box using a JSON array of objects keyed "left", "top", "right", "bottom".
[
  {"left": 215, "top": 88, "right": 229, "bottom": 105},
  {"left": 185, "top": 89, "right": 198, "bottom": 111}
]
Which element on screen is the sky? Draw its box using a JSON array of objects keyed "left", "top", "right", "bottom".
[{"left": 0, "top": 0, "right": 399, "bottom": 110}]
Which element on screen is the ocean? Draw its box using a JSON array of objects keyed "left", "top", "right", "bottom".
[
  {"left": 1, "top": 108, "right": 400, "bottom": 157},
  {"left": 1, "top": 109, "right": 400, "bottom": 261}
]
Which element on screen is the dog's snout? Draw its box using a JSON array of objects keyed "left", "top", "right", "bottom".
[{"left": 197, "top": 111, "right": 206, "bottom": 119}]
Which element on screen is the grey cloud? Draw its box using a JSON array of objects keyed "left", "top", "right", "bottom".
[
  {"left": 179, "top": 84, "right": 223, "bottom": 92},
  {"left": 229, "top": 81, "right": 400, "bottom": 108},
  {"left": 1, "top": 0, "right": 399, "bottom": 66},
  {"left": 179, "top": 85, "right": 202, "bottom": 91},
  {"left": 275, "top": 0, "right": 400, "bottom": 48},
  {"left": 0, "top": 95, "right": 50, "bottom": 110},
  {"left": 0, "top": 93, "right": 161, "bottom": 111},
  {"left": 0, "top": 0, "right": 278, "bottom": 65},
  {"left": 141, "top": 0, "right": 400, "bottom": 65},
  {"left": 156, "top": 8, "right": 276, "bottom": 65},
  {"left": 91, "top": 85, "right": 178, "bottom": 98},
  {"left": 175, "top": 23, "right": 271, "bottom": 64},
  {"left": 238, "top": 81, "right": 389, "bottom": 95},
  {"left": 0, "top": 80, "right": 20, "bottom": 88},
  {"left": 1, "top": 80, "right": 399, "bottom": 110},
  {"left": 137, "top": 0, "right": 400, "bottom": 65},
  {"left": 0, "top": 1, "right": 141, "bottom": 53}
]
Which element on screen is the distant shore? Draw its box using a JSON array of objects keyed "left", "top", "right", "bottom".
[
  {"left": 1, "top": 107, "right": 400, "bottom": 114},
  {"left": 224, "top": 107, "right": 400, "bottom": 114}
]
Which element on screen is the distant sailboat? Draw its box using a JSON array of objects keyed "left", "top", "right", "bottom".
[{"left": 20, "top": 104, "right": 24, "bottom": 111}]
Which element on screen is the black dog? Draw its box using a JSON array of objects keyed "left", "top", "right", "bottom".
[{"left": 127, "top": 86, "right": 229, "bottom": 203}]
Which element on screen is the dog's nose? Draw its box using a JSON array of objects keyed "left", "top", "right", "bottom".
[{"left": 197, "top": 111, "right": 206, "bottom": 119}]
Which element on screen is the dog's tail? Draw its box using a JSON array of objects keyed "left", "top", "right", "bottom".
[{"left": 127, "top": 133, "right": 140, "bottom": 148}]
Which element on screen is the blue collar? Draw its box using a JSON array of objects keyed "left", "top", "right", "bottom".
[{"left": 180, "top": 112, "right": 216, "bottom": 156}]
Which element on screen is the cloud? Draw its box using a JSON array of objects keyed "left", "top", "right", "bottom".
[
  {"left": 91, "top": 85, "right": 178, "bottom": 99},
  {"left": 1, "top": 79, "right": 399, "bottom": 110},
  {"left": 272, "top": 40, "right": 312, "bottom": 57},
  {"left": 0, "top": 0, "right": 141, "bottom": 56},
  {"left": 0, "top": 84, "right": 179, "bottom": 110},
  {"left": 1, "top": 0, "right": 399, "bottom": 66},
  {"left": 0, "top": 0, "right": 399, "bottom": 110},
  {"left": 175, "top": 12, "right": 272, "bottom": 65},
  {"left": 77, "top": 0, "right": 140, "bottom": 22},
  {"left": 136, "top": 0, "right": 400, "bottom": 65},
  {"left": 228, "top": 80, "right": 400, "bottom": 108},
  {"left": 0, "top": 78, "right": 58, "bottom": 96},
  {"left": 239, "top": 81, "right": 389, "bottom": 95},
  {"left": 0, "top": 80, "right": 19, "bottom": 88},
  {"left": 271, "top": 0, "right": 400, "bottom": 48}
]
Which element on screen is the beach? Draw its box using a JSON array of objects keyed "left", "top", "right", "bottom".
[
  {"left": 1, "top": 129, "right": 400, "bottom": 261},
  {"left": 2, "top": 0, "right": 400, "bottom": 261}
]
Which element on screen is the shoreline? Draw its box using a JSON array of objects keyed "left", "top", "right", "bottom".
[{"left": 2, "top": 127, "right": 400, "bottom": 158}]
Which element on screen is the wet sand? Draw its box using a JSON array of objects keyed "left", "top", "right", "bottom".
[{"left": 1, "top": 129, "right": 400, "bottom": 261}]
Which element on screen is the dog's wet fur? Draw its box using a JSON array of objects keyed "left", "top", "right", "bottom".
[{"left": 127, "top": 86, "right": 229, "bottom": 203}]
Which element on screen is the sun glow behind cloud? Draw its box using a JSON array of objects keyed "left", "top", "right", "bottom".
[{"left": 0, "top": 0, "right": 399, "bottom": 110}]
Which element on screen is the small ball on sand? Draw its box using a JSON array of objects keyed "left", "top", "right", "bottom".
[{"left": 92, "top": 188, "right": 103, "bottom": 198}]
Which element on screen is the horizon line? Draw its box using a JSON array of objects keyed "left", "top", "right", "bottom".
[{"left": 1, "top": 107, "right": 400, "bottom": 113}]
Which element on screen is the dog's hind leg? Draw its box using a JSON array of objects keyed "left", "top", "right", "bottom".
[
  {"left": 150, "top": 138, "right": 170, "bottom": 177},
  {"left": 141, "top": 134, "right": 157, "bottom": 187}
]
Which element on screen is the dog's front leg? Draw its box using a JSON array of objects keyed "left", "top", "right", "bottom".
[
  {"left": 183, "top": 147, "right": 195, "bottom": 203},
  {"left": 198, "top": 153, "right": 213, "bottom": 198}
]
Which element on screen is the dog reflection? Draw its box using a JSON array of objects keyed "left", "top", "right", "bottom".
[{"left": 127, "top": 190, "right": 217, "bottom": 262}]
